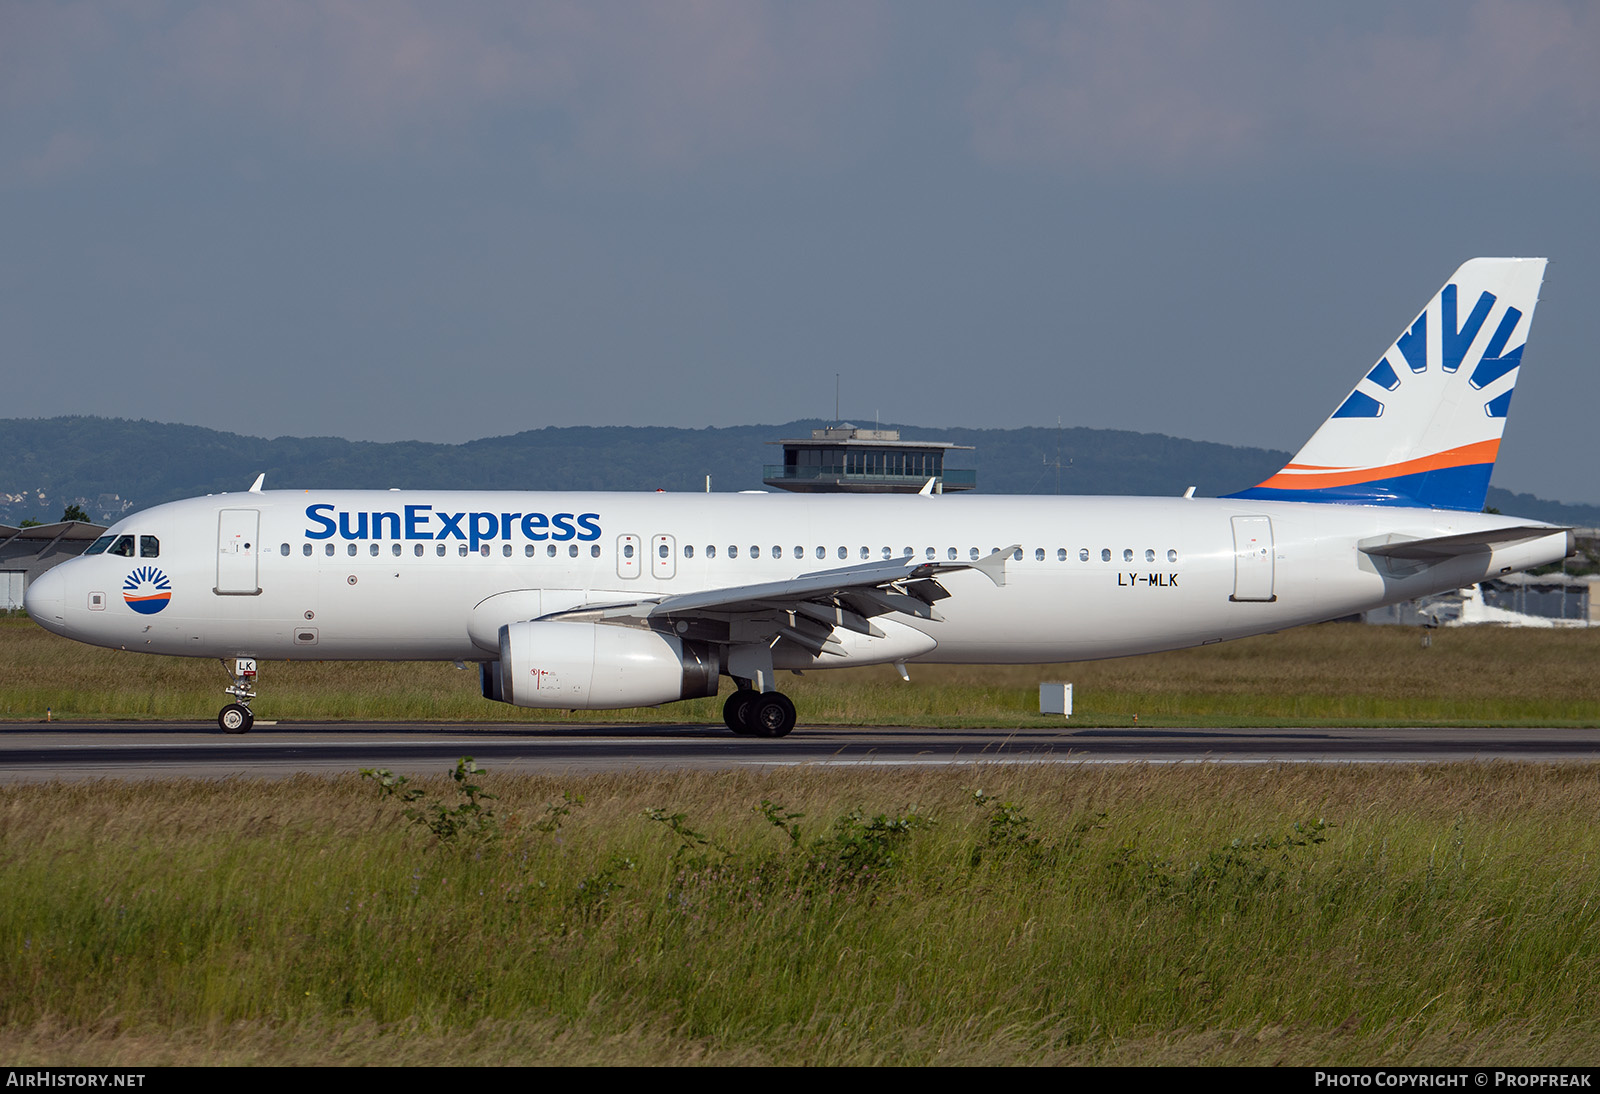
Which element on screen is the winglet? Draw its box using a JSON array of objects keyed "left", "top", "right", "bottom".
[{"left": 248, "top": 473, "right": 266, "bottom": 494}]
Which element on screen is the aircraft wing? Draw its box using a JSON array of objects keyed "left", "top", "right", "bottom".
[{"left": 542, "top": 545, "right": 1018, "bottom": 652}]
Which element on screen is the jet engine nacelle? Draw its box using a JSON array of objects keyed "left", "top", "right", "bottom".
[{"left": 490, "top": 621, "right": 721, "bottom": 709}]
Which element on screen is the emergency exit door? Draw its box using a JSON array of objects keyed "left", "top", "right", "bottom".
[
  {"left": 616, "top": 534, "right": 641, "bottom": 579},
  {"left": 651, "top": 534, "right": 676, "bottom": 579}
]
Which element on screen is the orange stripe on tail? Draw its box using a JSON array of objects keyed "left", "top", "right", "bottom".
[{"left": 1253, "top": 439, "right": 1501, "bottom": 491}]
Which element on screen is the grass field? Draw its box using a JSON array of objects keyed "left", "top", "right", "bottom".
[
  {"left": 4, "top": 615, "right": 1600, "bottom": 727},
  {"left": 6, "top": 618, "right": 1600, "bottom": 1064},
  {"left": 5, "top": 762, "right": 1600, "bottom": 1065}
]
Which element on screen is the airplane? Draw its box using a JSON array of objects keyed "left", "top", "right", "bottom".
[{"left": 25, "top": 258, "right": 1571, "bottom": 738}]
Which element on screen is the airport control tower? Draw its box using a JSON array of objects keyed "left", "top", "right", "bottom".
[{"left": 762, "top": 426, "right": 976, "bottom": 494}]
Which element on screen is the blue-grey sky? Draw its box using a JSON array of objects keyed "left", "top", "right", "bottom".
[{"left": 4, "top": 1, "right": 1597, "bottom": 502}]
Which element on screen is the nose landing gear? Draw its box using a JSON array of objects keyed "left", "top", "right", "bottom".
[{"left": 218, "top": 658, "right": 257, "bottom": 734}]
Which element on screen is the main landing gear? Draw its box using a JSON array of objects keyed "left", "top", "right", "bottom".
[
  {"left": 722, "top": 688, "right": 797, "bottom": 738},
  {"left": 218, "top": 658, "right": 257, "bottom": 734}
]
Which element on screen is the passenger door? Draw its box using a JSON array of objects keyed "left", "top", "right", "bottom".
[
  {"left": 216, "top": 509, "right": 260, "bottom": 595},
  {"left": 1229, "top": 515, "right": 1275, "bottom": 602}
]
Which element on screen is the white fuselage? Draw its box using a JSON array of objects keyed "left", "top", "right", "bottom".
[{"left": 26, "top": 489, "right": 1570, "bottom": 668}]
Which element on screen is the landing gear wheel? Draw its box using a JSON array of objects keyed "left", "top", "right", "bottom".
[
  {"left": 723, "top": 689, "right": 760, "bottom": 735},
  {"left": 218, "top": 703, "right": 254, "bottom": 734},
  {"left": 218, "top": 658, "right": 258, "bottom": 735},
  {"left": 751, "top": 693, "right": 797, "bottom": 739}
]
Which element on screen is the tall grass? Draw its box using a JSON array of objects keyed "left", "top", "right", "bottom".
[
  {"left": 4, "top": 616, "right": 1600, "bottom": 726},
  {"left": 5, "top": 764, "right": 1600, "bottom": 1064}
]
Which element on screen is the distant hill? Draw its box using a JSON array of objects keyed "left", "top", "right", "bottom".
[{"left": 2, "top": 415, "right": 1595, "bottom": 527}]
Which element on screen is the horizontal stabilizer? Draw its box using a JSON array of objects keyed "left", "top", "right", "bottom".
[{"left": 1360, "top": 525, "right": 1568, "bottom": 561}]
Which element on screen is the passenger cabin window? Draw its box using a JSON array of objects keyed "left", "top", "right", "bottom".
[
  {"left": 706, "top": 545, "right": 716, "bottom": 558},
  {"left": 970, "top": 547, "right": 980, "bottom": 560},
  {"left": 1123, "top": 548, "right": 1133, "bottom": 563},
  {"left": 280, "top": 544, "right": 290, "bottom": 556},
  {"left": 590, "top": 544, "right": 600, "bottom": 557},
  {"left": 568, "top": 544, "right": 578, "bottom": 557},
  {"left": 85, "top": 535, "right": 114, "bottom": 556},
  {"left": 684, "top": 545, "right": 694, "bottom": 558},
  {"left": 525, "top": 545, "right": 535, "bottom": 557},
  {"left": 1168, "top": 549, "right": 1178, "bottom": 563},
  {"left": 546, "top": 544, "right": 556, "bottom": 557},
  {"left": 437, "top": 544, "right": 447, "bottom": 557},
  {"left": 140, "top": 536, "right": 160, "bottom": 558},
  {"left": 347, "top": 544, "right": 358, "bottom": 557},
  {"left": 1100, "top": 549, "right": 1111, "bottom": 562},
  {"left": 1145, "top": 549, "right": 1155, "bottom": 562},
  {"left": 660, "top": 544, "right": 670, "bottom": 559},
  {"left": 1035, "top": 548, "right": 1045, "bottom": 561},
  {"left": 303, "top": 544, "right": 313, "bottom": 557},
  {"left": 1080, "top": 549, "right": 1090, "bottom": 562},
  {"left": 326, "top": 544, "right": 336, "bottom": 557},
  {"left": 728, "top": 546, "right": 739, "bottom": 559},
  {"left": 1057, "top": 548, "right": 1068, "bottom": 561}
]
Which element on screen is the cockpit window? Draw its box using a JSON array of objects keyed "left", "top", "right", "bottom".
[
  {"left": 140, "top": 536, "right": 160, "bottom": 558},
  {"left": 85, "top": 535, "right": 115, "bottom": 556},
  {"left": 107, "top": 535, "right": 135, "bottom": 557}
]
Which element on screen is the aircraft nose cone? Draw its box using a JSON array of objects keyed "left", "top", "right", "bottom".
[{"left": 23, "top": 566, "right": 67, "bottom": 631}]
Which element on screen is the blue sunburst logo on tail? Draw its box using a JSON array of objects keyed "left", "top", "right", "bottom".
[{"left": 123, "top": 566, "right": 172, "bottom": 615}]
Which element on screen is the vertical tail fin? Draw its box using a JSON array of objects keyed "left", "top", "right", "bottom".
[{"left": 1227, "top": 257, "right": 1547, "bottom": 511}]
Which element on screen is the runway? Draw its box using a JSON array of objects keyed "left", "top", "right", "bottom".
[{"left": 4, "top": 722, "right": 1600, "bottom": 782}]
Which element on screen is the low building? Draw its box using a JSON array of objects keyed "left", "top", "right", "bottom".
[
  {"left": 0, "top": 521, "right": 107, "bottom": 611},
  {"left": 1364, "top": 572, "right": 1598, "bottom": 627},
  {"left": 763, "top": 425, "right": 976, "bottom": 494}
]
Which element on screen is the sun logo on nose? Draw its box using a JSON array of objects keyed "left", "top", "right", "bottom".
[{"left": 123, "top": 566, "right": 172, "bottom": 615}]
